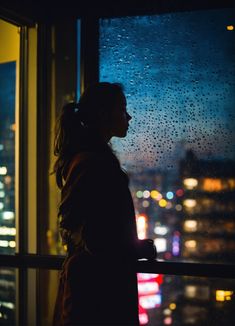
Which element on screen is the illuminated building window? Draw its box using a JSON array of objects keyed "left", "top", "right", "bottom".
[
  {"left": 202, "top": 178, "right": 222, "bottom": 192},
  {"left": 154, "top": 238, "right": 167, "bottom": 253},
  {"left": 216, "top": 290, "right": 234, "bottom": 302},
  {"left": 183, "top": 178, "right": 198, "bottom": 190},
  {"left": 136, "top": 215, "right": 147, "bottom": 239},
  {"left": 0, "top": 167, "right": 7, "bottom": 175},
  {"left": 184, "top": 220, "right": 198, "bottom": 232},
  {"left": 184, "top": 240, "right": 197, "bottom": 252},
  {"left": 185, "top": 285, "right": 210, "bottom": 300},
  {"left": 183, "top": 199, "right": 197, "bottom": 208}
]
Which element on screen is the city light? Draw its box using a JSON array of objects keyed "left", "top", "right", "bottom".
[
  {"left": 138, "top": 281, "right": 159, "bottom": 295},
  {"left": 139, "top": 294, "right": 162, "bottom": 309},
  {"left": 142, "top": 200, "right": 150, "bottom": 208},
  {"left": 166, "top": 191, "right": 174, "bottom": 200},
  {"left": 156, "top": 193, "right": 163, "bottom": 201},
  {"left": 172, "top": 232, "right": 180, "bottom": 256},
  {"left": 169, "top": 303, "right": 176, "bottom": 310},
  {"left": 227, "top": 25, "right": 234, "bottom": 31},
  {"left": 159, "top": 199, "right": 167, "bottom": 207},
  {"left": 0, "top": 227, "right": 16, "bottom": 235},
  {"left": 175, "top": 204, "right": 182, "bottom": 211},
  {"left": 184, "top": 220, "right": 198, "bottom": 232},
  {"left": 0, "top": 240, "right": 8, "bottom": 247},
  {"left": 154, "top": 238, "right": 167, "bottom": 252},
  {"left": 163, "top": 308, "right": 172, "bottom": 316},
  {"left": 185, "top": 285, "right": 197, "bottom": 298},
  {"left": 0, "top": 191, "right": 5, "bottom": 198},
  {"left": 0, "top": 203, "right": 4, "bottom": 210},
  {"left": 216, "top": 290, "right": 233, "bottom": 302},
  {"left": 203, "top": 178, "right": 223, "bottom": 192},
  {"left": 166, "top": 202, "right": 172, "bottom": 209},
  {"left": 136, "top": 215, "right": 147, "bottom": 239},
  {"left": 139, "top": 312, "right": 148, "bottom": 325},
  {"left": 9, "top": 241, "right": 16, "bottom": 248},
  {"left": 2, "top": 211, "right": 14, "bottom": 220},
  {"left": 136, "top": 190, "right": 143, "bottom": 198},
  {"left": 183, "top": 178, "right": 198, "bottom": 189},
  {"left": 0, "top": 167, "right": 7, "bottom": 175},
  {"left": 183, "top": 199, "right": 196, "bottom": 208},
  {"left": 154, "top": 225, "right": 168, "bottom": 236},
  {"left": 143, "top": 190, "right": 150, "bottom": 198},
  {"left": 176, "top": 189, "right": 184, "bottom": 197},
  {"left": 164, "top": 316, "right": 172, "bottom": 325},
  {"left": 0, "top": 240, "right": 16, "bottom": 248},
  {"left": 185, "top": 240, "right": 197, "bottom": 249},
  {"left": 150, "top": 190, "right": 159, "bottom": 199},
  {"left": 0, "top": 144, "right": 4, "bottom": 151}
]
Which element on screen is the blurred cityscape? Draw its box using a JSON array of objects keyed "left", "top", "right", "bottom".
[{"left": 130, "top": 150, "right": 235, "bottom": 325}]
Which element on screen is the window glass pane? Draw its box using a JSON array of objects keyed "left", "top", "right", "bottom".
[
  {"left": 0, "top": 268, "right": 16, "bottom": 325},
  {"left": 137, "top": 274, "right": 235, "bottom": 325},
  {"left": 0, "top": 20, "right": 20, "bottom": 254},
  {"left": 99, "top": 9, "right": 235, "bottom": 264}
]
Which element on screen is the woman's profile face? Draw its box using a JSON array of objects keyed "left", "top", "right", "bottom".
[{"left": 110, "top": 92, "right": 132, "bottom": 138}]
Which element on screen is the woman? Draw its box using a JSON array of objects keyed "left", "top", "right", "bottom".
[{"left": 53, "top": 82, "right": 156, "bottom": 325}]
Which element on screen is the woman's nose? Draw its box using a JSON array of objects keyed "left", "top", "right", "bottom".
[{"left": 127, "top": 113, "right": 132, "bottom": 121}]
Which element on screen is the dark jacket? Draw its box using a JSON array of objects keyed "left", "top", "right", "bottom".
[{"left": 53, "top": 143, "right": 154, "bottom": 325}]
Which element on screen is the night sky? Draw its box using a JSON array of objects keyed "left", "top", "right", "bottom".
[{"left": 99, "top": 8, "right": 235, "bottom": 172}]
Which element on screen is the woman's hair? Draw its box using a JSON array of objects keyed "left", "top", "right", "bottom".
[{"left": 53, "top": 82, "right": 124, "bottom": 189}]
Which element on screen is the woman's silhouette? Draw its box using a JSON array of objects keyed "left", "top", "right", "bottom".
[{"left": 53, "top": 82, "right": 156, "bottom": 325}]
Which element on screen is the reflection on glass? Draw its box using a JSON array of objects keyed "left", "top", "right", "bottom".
[
  {"left": 99, "top": 9, "right": 235, "bottom": 265},
  {"left": 137, "top": 274, "right": 235, "bottom": 325},
  {"left": 0, "top": 268, "right": 16, "bottom": 325}
]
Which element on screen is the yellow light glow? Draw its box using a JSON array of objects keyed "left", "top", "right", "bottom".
[
  {"left": 227, "top": 25, "right": 234, "bottom": 31},
  {"left": 10, "top": 123, "right": 16, "bottom": 131},
  {"left": 203, "top": 178, "right": 222, "bottom": 192},
  {"left": 137, "top": 215, "right": 147, "bottom": 239},
  {"left": 0, "top": 227, "right": 16, "bottom": 236},
  {"left": 9, "top": 241, "right": 16, "bottom": 248},
  {"left": 183, "top": 199, "right": 196, "bottom": 208},
  {"left": 169, "top": 303, "right": 176, "bottom": 310},
  {"left": 184, "top": 220, "right": 198, "bottom": 232},
  {"left": 183, "top": 178, "right": 198, "bottom": 190},
  {"left": 228, "top": 179, "right": 235, "bottom": 190},
  {"left": 216, "top": 290, "right": 233, "bottom": 302},
  {"left": 159, "top": 199, "right": 167, "bottom": 207},
  {"left": 150, "top": 190, "right": 159, "bottom": 199},
  {"left": 185, "top": 240, "right": 197, "bottom": 249},
  {"left": 0, "top": 167, "right": 7, "bottom": 175}
]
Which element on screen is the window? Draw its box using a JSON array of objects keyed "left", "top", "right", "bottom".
[
  {"left": 0, "top": 2, "right": 235, "bottom": 326},
  {"left": 99, "top": 8, "right": 235, "bottom": 324}
]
